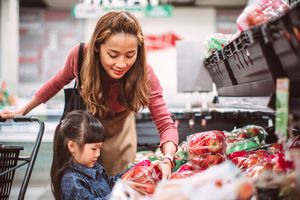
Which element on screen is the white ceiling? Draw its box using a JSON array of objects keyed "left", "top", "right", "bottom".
[
  {"left": 43, "top": 0, "right": 247, "bottom": 9},
  {"left": 43, "top": 0, "right": 78, "bottom": 10}
]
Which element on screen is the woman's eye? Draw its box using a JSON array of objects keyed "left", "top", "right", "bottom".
[
  {"left": 126, "top": 55, "right": 134, "bottom": 59},
  {"left": 126, "top": 53, "right": 136, "bottom": 59},
  {"left": 108, "top": 53, "right": 118, "bottom": 58}
]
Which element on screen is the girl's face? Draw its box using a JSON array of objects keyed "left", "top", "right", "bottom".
[
  {"left": 100, "top": 33, "right": 138, "bottom": 80},
  {"left": 70, "top": 142, "right": 103, "bottom": 168}
]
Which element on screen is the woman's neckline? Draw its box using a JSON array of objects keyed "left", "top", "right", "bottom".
[{"left": 107, "top": 76, "right": 121, "bottom": 85}]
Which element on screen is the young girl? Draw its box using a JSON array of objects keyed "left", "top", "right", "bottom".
[{"left": 51, "top": 110, "right": 122, "bottom": 200}]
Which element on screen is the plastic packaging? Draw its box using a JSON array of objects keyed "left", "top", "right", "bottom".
[
  {"left": 204, "top": 33, "right": 235, "bottom": 58},
  {"left": 226, "top": 125, "right": 268, "bottom": 154},
  {"left": 121, "top": 159, "right": 162, "bottom": 195},
  {"left": 237, "top": 0, "right": 289, "bottom": 31},
  {"left": 187, "top": 130, "right": 226, "bottom": 169}
]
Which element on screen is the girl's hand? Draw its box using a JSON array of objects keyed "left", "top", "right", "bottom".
[{"left": 0, "top": 110, "right": 23, "bottom": 119}]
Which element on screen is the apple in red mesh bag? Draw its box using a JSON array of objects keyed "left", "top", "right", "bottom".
[
  {"left": 207, "top": 154, "right": 225, "bottom": 165},
  {"left": 189, "top": 153, "right": 209, "bottom": 170},
  {"left": 188, "top": 130, "right": 226, "bottom": 155},
  {"left": 246, "top": 126, "right": 261, "bottom": 137},
  {"left": 237, "top": 129, "right": 249, "bottom": 139},
  {"left": 207, "top": 137, "right": 224, "bottom": 153},
  {"left": 269, "top": 143, "right": 283, "bottom": 153},
  {"left": 121, "top": 159, "right": 162, "bottom": 195},
  {"left": 170, "top": 162, "right": 202, "bottom": 179},
  {"left": 170, "top": 171, "right": 196, "bottom": 180},
  {"left": 176, "top": 163, "right": 198, "bottom": 173},
  {"left": 190, "top": 153, "right": 225, "bottom": 170}
]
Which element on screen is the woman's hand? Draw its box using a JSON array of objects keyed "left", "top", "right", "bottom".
[
  {"left": 0, "top": 96, "right": 41, "bottom": 120},
  {"left": 159, "top": 141, "right": 177, "bottom": 179},
  {"left": 0, "top": 110, "right": 24, "bottom": 119},
  {"left": 157, "top": 158, "right": 172, "bottom": 180}
]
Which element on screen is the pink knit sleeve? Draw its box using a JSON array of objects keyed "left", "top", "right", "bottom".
[
  {"left": 35, "top": 44, "right": 81, "bottom": 103},
  {"left": 147, "top": 66, "right": 179, "bottom": 147}
]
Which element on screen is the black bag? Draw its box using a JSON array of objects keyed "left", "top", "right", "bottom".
[{"left": 61, "top": 43, "right": 86, "bottom": 120}]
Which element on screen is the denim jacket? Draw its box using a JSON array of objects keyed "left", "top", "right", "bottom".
[{"left": 61, "top": 162, "right": 123, "bottom": 200}]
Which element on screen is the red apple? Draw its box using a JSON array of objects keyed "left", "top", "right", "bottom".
[
  {"left": 170, "top": 171, "right": 195, "bottom": 179},
  {"left": 237, "top": 129, "right": 249, "bottom": 139},
  {"left": 207, "top": 138, "right": 223, "bottom": 153},
  {"left": 246, "top": 126, "right": 261, "bottom": 137},
  {"left": 207, "top": 154, "right": 225, "bottom": 166},
  {"left": 177, "top": 163, "right": 197, "bottom": 173}
]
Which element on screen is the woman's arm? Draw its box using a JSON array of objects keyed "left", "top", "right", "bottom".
[
  {"left": 0, "top": 44, "right": 81, "bottom": 119},
  {"left": 147, "top": 66, "right": 179, "bottom": 152},
  {"left": 0, "top": 96, "right": 41, "bottom": 118},
  {"left": 147, "top": 66, "right": 179, "bottom": 178},
  {"left": 35, "top": 44, "right": 81, "bottom": 103}
]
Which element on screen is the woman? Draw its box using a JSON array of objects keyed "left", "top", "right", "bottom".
[{"left": 0, "top": 11, "right": 178, "bottom": 178}]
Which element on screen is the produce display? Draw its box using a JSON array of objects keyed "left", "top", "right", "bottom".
[{"left": 113, "top": 125, "right": 299, "bottom": 200}]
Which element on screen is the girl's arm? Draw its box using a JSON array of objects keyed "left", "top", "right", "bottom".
[{"left": 107, "top": 168, "right": 129, "bottom": 188}]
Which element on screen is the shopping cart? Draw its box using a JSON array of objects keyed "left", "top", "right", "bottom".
[{"left": 0, "top": 116, "right": 45, "bottom": 200}]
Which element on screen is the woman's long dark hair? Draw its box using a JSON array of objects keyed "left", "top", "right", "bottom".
[
  {"left": 81, "top": 10, "right": 150, "bottom": 118},
  {"left": 50, "top": 110, "right": 105, "bottom": 200}
]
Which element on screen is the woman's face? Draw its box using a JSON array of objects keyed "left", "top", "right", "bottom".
[{"left": 100, "top": 33, "right": 138, "bottom": 80}]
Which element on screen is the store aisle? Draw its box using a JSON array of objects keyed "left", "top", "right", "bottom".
[{"left": 10, "top": 185, "right": 53, "bottom": 200}]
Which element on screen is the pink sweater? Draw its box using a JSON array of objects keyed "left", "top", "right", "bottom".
[{"left": 35, "top": 44, "right": 178, "bottom": 146}]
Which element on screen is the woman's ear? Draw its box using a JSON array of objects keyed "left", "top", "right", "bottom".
[{"left": 67, "top": 140, "right": 76, "bottom": 153}]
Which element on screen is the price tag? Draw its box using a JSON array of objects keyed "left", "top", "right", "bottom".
[{"left": 275, "top": 78, "right": 289, "bottom": 143}]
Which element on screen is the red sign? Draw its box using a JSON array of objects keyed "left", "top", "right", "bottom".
[{"left": 145, "top": 32, "right": 181, "bottom": 51}]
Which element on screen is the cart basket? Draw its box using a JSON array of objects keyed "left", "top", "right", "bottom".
[{"left": 0, "top": 116, "right": 45, "bottom": 200}]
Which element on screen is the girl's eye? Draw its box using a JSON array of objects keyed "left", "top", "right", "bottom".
[{"left": 92, "top": 147, "right": 101, "bottom": 151}]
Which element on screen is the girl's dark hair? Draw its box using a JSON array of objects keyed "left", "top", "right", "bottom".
[{"left": 50, "top": 110, "right": 105, "bottom": 200}]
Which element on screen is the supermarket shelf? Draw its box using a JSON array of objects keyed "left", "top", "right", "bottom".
[{"left": 204, "top": 3, "right": 300, "bottom": 115}]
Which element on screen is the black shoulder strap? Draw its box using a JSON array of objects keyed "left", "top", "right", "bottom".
[{"left": 74, "top": 42, "right": 84, "bottom": 90}]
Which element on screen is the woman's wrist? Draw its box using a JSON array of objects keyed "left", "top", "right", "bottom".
[
  {"left": 161, "top": 141, "right": 177, "bottom": 155},
  {"left": 161, "top": 155, "right": 174, "bottom": 168}
]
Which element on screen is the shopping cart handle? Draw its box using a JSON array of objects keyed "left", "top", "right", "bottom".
[{"left": 13, "top": 116, "right": 41, "bottom": 123}]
